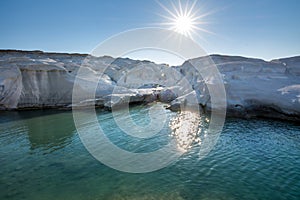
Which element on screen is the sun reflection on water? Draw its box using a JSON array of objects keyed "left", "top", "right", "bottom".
[{"left": 169, "top": 111, "right": 202, "bottom": 152}]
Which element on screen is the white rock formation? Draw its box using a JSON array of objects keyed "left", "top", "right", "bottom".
[
  {"left": 0, "top": 50, "right": 166, "bottom": 110},
  {"left": 0, "top": 65, "right": 22, "bottom": 108},
  {"left": 1, "top": 50, "right": 300, "bottom": 121},
  {"left": 173, "top": 55, "right": 300, "bottom": 120}
]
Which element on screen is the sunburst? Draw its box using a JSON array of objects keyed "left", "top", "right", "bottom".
[{"left": 157, "top": 0, "right": 212, "bottom": 38}]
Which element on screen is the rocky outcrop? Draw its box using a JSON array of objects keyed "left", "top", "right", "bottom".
[
  {"left": 173, "top": 55, "right": 300, "bottom": 121},
  {"left": 0, "top": 65, "right": 22, "bottom": 108},
  {"left": 1, "top": 50, "right": 300, "bottom": 121},
  {"left": 0, "top": 50, "right": 170, "bottom": 110}
]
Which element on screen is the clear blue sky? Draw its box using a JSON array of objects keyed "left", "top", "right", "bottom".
[{"left": 1, "top": 0, "right": 299, "bottom": 61}]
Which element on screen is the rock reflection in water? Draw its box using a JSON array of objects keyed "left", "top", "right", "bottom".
[{"left": 22, "top": 111, "right": 75, "bottom": 151}]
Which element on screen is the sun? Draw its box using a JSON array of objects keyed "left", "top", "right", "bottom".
[
  {"left": 157, "top": 0, "right": 211, "bottom": 38},
  {"left": 173, "top": 15, "right": 195, "bottom": 36}
]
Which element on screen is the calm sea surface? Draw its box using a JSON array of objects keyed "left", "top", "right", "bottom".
[{"left": 1, "top": 104, "right": 300, "bottom": 200}]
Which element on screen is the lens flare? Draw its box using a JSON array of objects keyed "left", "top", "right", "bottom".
[{"left": 157, "top": 0, "right": 213, "bottom": 38}]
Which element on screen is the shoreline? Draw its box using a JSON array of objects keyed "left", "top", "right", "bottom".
[{"left": 1, "top": 50, "right": 300, "bottom": 122}]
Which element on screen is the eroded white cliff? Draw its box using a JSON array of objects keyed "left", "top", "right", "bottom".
[
  {"left": 1, "top": 50, "right": 300, "bottom": 121},
  {"left": 174, "top": 55, "right": 300, "bottom": 120}
]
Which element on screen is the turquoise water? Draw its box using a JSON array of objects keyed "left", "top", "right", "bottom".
[{"left": 1, "top": 104, "right": 300, "bottom": 199}]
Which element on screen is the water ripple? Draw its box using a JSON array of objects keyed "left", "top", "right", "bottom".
[{"left": 1, "top": 110, "right": 300, "bottom": 199}]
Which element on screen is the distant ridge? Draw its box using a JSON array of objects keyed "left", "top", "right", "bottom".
[
  {"left": 0, "top": 49, "right": 89, "bottom": 57},
  {"left": 0, "top": 49, "right": 299, "bottom": 62}
]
